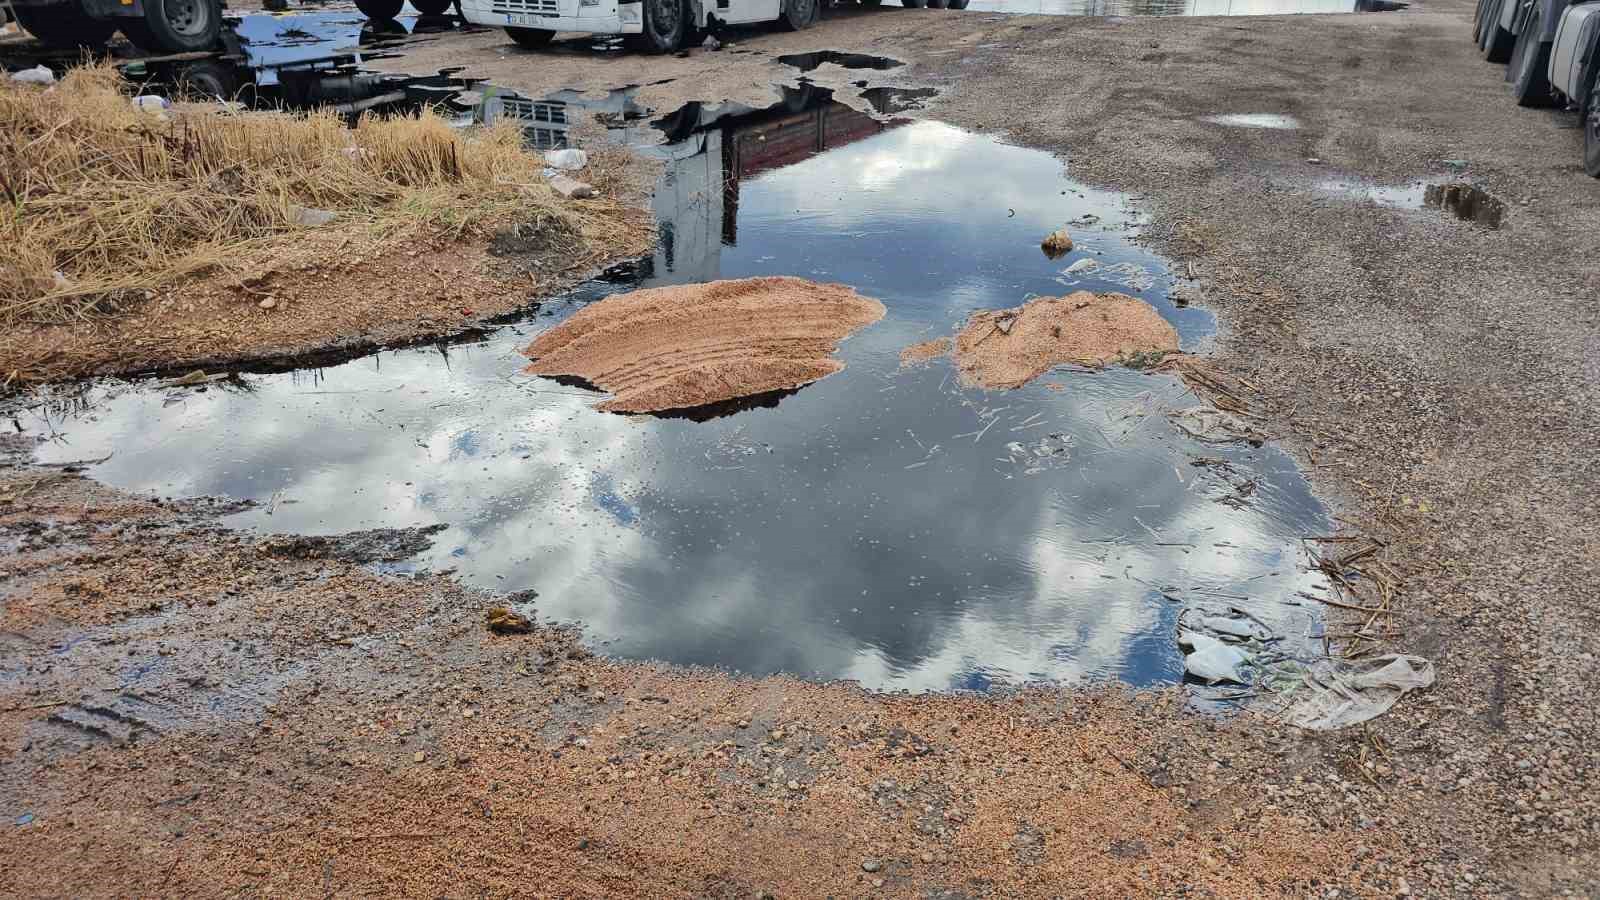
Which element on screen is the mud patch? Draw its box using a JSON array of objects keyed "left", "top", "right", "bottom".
[
  {"left": 257, "top": 524, "right": 449, "bottom": 563},
  {"left": 522, "top": 277, "right": 885, "bottom": 414},
  {"left": 899, "top": 337, "right": 952, "bottom": 367},
  {"left": 1424, "top": 182, "right": 1504, "bottom": 228},
  {"left": 951, "top": 292, "right": 1179, "bottom": 389}
]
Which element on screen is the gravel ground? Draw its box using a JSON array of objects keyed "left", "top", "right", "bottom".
[{"left": 3, "top": 0, "right": 1598, "bottom": 895}]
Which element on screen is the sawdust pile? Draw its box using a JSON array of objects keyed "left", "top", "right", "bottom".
[
  {"left": 523, "top": 277, "right": 884, "bottom": 413},
  {"left": 899, "top": 337, "right": 951, "bottom": 367},
  {"left": 952, "top": 291, "right": 1178, "bottom": 389}
]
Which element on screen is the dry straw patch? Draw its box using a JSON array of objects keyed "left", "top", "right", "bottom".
[{"left": 0, "top": 64, "right": 637, "bottom": 328}]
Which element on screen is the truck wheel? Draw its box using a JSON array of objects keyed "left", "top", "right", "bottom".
[
  {"left": 412, "top": 0, "right": 452, "bottom": 13},
  {"left": 1585, "top": 83, "right": 1600, "bottom": 177},
  {"left": 125, "top": 0, "right": 220, "bottom": 52},
  {"left": 355, "top": 0, "right": 405, "bottom": 18},
  {"left": 13, "top": 0, "right": 116, "bottom": 48},
  {"left": 631, "top": 0, "right": 686, "bottom": 50},
  {"left": 779, "top": 0, "right": 818, "bottom": 29},
  {"left": 177, "top": 59, "right": 238, "bottom": 99},
  {"left": 1508, "top": 7, "right": 1554, "bottom": 106},
  {"left": 948, "top": 0, "right": 970, "bottom": 8},
  {"left": 1485, "top": 23, "right": 1515, "bottom": 62},
  {"left": 901, "top": 0, "right": 926, "bottom": 7},
  {"left": 506, "top": 26, "right": 555, "bottom": 47}
]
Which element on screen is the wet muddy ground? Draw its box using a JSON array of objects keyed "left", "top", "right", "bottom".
[
  {"left": 25, "top": 99, "right": 1327, "bottom": 694},
  {"left": 4, "top": 0, "right": 1600, "bottom": 894}
]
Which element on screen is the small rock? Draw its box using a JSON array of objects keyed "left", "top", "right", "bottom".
[
  {"left": 486, "top": 606, "right": 534, "bottom": 634},
  {"left": 861, "top": 859, "right": 882, "bottom": 873},
  {"left": 413, "top": 751, "right": 425, "bottom": 763},
  {"left": 549, "top": 174, "right": 595, "bottom": 200},
  {"left": 1040, "top": 228, "right": 1074, "bottom": 259},
  {"left": 786, "top": 780, "right": 800, "bottom": 791},
  {"left": 258, "top": 298, "right": 276, "bottom": 310},
  {"left": 871, "top": 878, "right": 885, "bottom": 888},
  {"left": 921, "top": 852, "right": 934, "bottom": 863}
]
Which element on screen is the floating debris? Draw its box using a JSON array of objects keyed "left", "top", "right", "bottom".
[{"left": 523, "top": 277, "right": 885, "bottom": 414}]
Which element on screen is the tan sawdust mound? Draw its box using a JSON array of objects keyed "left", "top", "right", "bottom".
[
  {"left": 952, "top": 290, "right": 1178, "bottom": 390},
  {"left": 899, "top": 336, "right": 951, "bottom": 367},
  {"left": 522, "top": 276, "right": 884, "bottom": 413}
]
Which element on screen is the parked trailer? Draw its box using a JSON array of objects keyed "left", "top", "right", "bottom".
[
  {"left": 1473, "top": 0, "right": 1600, "bottom": 176},
  {"left": 1547, "top": 0, "right": 1600, "bottom": 173},
  {"left": 3, "top": 0, "right": 224, "bottom": 52}
]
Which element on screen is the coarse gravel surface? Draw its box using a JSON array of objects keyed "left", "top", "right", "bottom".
[{"left": 2, "top": 0, "right": 1598, "bottom": 895}]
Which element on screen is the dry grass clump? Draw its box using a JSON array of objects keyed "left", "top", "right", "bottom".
[{"left": 0, "top": 64, "right": 630, "bottom": 325}]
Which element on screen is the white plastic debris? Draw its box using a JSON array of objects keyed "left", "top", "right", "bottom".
[
  {"left": 543, "top": 148, "right": 588, "bottom": 170},
  {"left": 1063, "top": 258, "right": 1098, "bottom": 274},
  {"left": 11, "top": 65, "right": 55, "bottom": 85},
  {"left": 1278, "top": 654, "right": 1435, "bottom": 730},
  {"left": 1200, "top": 615, "right": 1259, "bottom": 640},
  {"left": 288, "top": 205, "right": 337, "bottom": 227},
  {"left": 1177, "top": 630, "right": 1249, "bottom": 685},
  {"left": 132, "top": 94, "right": 171, "bottom": 112}
]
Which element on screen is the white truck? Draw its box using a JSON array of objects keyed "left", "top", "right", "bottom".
[
  {"left": 456, "top": 0, "right": 820, "bottom": 52},
  {"left": 1474, "top": 0, "right": 1600, "bottom": 175}
]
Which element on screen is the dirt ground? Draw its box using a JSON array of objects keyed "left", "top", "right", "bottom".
[{"left": 4, "top": 0, "right": 1599, "bottom": 895}]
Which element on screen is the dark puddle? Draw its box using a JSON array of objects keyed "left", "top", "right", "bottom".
[
  {"left": 1424, "top": 182, "right": 1504, "bottom": 228},
  {"left": 777, "top": 51, "right": 905, "bottom": 72},
  {"left": 26, "top": 86, "right": 1333, "bottom": 694},
  {"left": 960, "top": 0, "right": 1403, "bottom": 12}
]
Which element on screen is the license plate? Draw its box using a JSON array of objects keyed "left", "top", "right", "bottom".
[{"left": 505, "top": 12, "right": 553, "bottom": 24}]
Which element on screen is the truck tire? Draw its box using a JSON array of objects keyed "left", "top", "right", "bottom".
[
  {"left": 356, "top": 0, "right": 404, "bottom": 18},
  {"left": 630, "top": 0, "right": 687, "bottom": 50},
  {"left": 506, "top": 26, "right": 555, "bottom": 47},
  {"left": 123, "top": 0, "right": 220, "bottom": 52},
  {"left": 779, "top": 0, "right": 818, "bottom": 29},
  {"left": 1485, "top": 22, "right": 1516, "bottom": 62},
  {"left": 901, "top": 0, "right": 926, "bottom": 7},
  {"left": 13, "top": 0, "right": 116, "bottom": 48},
  {"left": 1508, "top": 6, "right": 1554, "bottom": 105},
  {"left": 948, "top": 0, "right": 970, "bottom": 8},
  {"left": 412, "top": 0, "right": 453, "bottom": 13},
  {"left": 1585, "top": 82, "right": 1600, "bottom": 177},
  {"left": 177, "top": 59, "right": 238, "bottom": 98}
]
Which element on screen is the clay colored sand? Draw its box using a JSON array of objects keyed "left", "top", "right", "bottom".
[
  {"left": 899, "top": 337, "right": 951, "bottom": 367},
  {"left": 522, "top": 277, "right": 884, "bottom": 413},
  {"left": 952, "top": 291, "right": 1178, "bottom": 389}
]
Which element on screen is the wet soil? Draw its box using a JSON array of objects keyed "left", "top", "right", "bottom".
[
  {"left": 4, "top": 0, "right": 1599, "bottom": 893},
  {"left": 0, "top": 433, "right": 1391, "bottom": 896},
  {"left": 521, "top": 276, "right": 886, "bottom": 413},
  {"left": 949, "top": 291, "right": 1180, "bottom": 388}
]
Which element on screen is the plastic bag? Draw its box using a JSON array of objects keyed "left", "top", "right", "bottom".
[
  {"left": 544, "top": 148, "right": 588, "bottom": 170},
  {"left": 12, "top": 65, "right": 55, "bottom": 85},
  {"left": 1177, "top": 630, "right": 1249, "bottom": 685},
  {"left": 1278, "top": 654, "right": 1434, "bottom": 730}
]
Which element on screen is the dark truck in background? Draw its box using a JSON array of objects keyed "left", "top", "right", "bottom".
[{"left": 2, "top": 0, "right": 222, "bottom": 53}]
